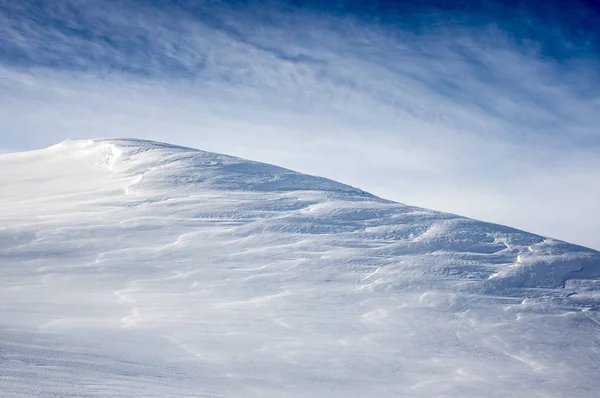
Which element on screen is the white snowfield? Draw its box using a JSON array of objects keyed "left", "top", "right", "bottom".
[{"left": 1, "top": 139, "right": 599, "bottom": 397}]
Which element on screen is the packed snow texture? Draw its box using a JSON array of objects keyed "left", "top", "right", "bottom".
[{"left": 1, "top": 139, "right": 599, "bottom": 397}]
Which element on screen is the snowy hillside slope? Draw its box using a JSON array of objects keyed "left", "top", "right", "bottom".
[{"left": 1, "top": 138, "right": 599, "bottom": 397}]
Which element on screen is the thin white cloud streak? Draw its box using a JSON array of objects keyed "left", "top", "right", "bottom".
[{"left": 1, "top": 1, "right": 599, "bottom": 249}]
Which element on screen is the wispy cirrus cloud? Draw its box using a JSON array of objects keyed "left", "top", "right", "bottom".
[{"left": 1, "top": 0, "right": 599, "bottom": 248}]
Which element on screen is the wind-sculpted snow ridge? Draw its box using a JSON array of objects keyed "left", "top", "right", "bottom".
[{"left": 1, "top": 138, "right": 599, "bottom": 397}]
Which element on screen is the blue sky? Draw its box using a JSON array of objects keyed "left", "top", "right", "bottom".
[{"left": 1, "top": 0, "right": 599, "bottom": 249}]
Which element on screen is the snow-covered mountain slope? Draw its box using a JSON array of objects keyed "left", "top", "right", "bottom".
[{"left": 1, "top": 138, "right": 599, "bottom": 397}]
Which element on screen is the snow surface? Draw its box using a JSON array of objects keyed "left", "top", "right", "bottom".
[{"left": 1, "top": 138, "right": 599, "bottom": 397}]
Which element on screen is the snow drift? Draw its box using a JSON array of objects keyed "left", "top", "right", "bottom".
[{"left": 1, "top": 139, "right": 599, "bottom": 397}]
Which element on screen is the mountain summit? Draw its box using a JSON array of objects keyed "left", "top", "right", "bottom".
[{"left": 1, "top": 139, "right": 599, "bottom": 397}]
